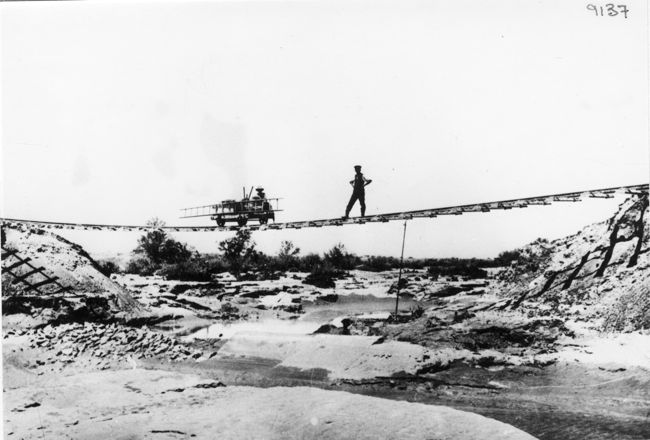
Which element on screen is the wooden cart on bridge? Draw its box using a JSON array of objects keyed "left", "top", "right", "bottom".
[{"left": 180, "top": 187, "right": 281, "bottom": 227}]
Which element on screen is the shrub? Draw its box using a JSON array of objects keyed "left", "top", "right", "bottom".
[
  {"left": 324, "top": 243, "right": 359, "bottom": 270},
  {"left": 276, "top": 240, "right": 301, "bottom": 271},
  {"left": 218, "top": 229, "right": 257, "bottom": 277},
  {"left": 125, "top": 257, "right": 158, "bottom": 276},
  {"left": 159, "top": 255, "right": 229, "bottom": 281},
  {"left": 220, "top": 302, "right": 239, "bottom": 316},
  {"left": 358, "top": 256, "right": 398, "bottom": 272},
  {"left": 303, "top": 263, "right": 344, "bottom": 288},
  {"left": 297, "top": 253, "right": 323, "bottom": 272},
  {"left": 159, "top": 263, "right": 210, "bottom": 281},
  {"left": 427, "top": 259, "right": 488, "bottom": 280},
  {"left": 133, "top": 218, "right": 192, "bottom": 266},
  {"left": 97, "top": 259, "right": 120, "bottom": 276},
  {"left": 402, "top": 258, "right": 427, "bottom": 270},
  {"left": 494, "top": 250, "right": 522, "bottom": 266},
  {"left": 126, "top": 218, "right": 193, "bottom": 275}
]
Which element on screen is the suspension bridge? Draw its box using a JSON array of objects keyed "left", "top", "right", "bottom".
[{"left": 0, "top": 183, "right": 647, "bottom": 233}]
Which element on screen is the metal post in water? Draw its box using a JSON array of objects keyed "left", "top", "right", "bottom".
[{"left": 395, "top": 220, "right": 408, "bottom": 316}]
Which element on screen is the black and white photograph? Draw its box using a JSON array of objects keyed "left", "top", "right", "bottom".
[{"left": 1, "top": 0, "right": 648, "bottom": 439}]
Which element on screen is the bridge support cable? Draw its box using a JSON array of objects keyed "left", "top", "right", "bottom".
[
  {"left": 0, "top": 183, "right": 647, "bottom": 233},
  {"left": 394, "top": 220, "right": 408, "bottom": 317}
]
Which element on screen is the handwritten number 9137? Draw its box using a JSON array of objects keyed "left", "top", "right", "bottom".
[{"left": 586, "top": 4, "right": 629, "bottom": 18}]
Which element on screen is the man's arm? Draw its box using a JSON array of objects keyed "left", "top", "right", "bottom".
[{"left": 364, "top": 177, "right": 372, "bottom": 186}]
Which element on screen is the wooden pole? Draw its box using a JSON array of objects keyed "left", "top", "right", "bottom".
[{"left": 395, "top": 220, "right": 408, "bottom": 316}]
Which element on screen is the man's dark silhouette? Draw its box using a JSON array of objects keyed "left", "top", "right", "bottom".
[{"left": 345, "top": 165, "right": 372, "bottom": 218}]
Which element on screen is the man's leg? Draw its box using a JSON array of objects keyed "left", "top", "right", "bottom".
[
  {"left": 359, "top": 192, "right": 366, "bottom": 217},
  {"left": 345, "top": 193, "right": 358, "bottom": 217}
]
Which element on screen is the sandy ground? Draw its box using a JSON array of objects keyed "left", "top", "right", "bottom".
[
  {"left": 556, "top": 330, "right": 650, "bottom": 369},
  {"left": 217, "top": 333, "right": 476, "bottom": 380},
  {"left": 3, "top": 366, "right": 536, "bottom": 440}
]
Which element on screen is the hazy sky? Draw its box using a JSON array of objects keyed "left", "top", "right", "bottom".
[{"left": 1, "top": 0, "right": 648, "bottom": 258}]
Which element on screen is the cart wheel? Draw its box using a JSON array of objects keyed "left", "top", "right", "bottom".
[
  {"left": 216, "top": 218, "right": 226, "bottom": 227},
  {"left": 237, "top": 217, "right": 248, "bottom": 227},
  {"left": 259, "top": 216, "right": 268, "bottom": 225}
]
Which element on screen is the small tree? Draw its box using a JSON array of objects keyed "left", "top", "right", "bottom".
[
  {"left": 218, "top": 229, "right": 257, "bottom": 276},
  {"left": 134, "top": 218, "right": 168, "bottom": 265},
  {"left": 128, "top": 218, "right": 192, "bottom": 274},
  {"left": 324, "top": 243, "right": 357, "bottom": 270},
  {"left": 277, "top": 240, "right": 300, "bottom": 270}
]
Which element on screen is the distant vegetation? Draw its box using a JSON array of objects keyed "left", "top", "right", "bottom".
[
  {"left": 426, "top": 259, "right": 488, "bottom": 280},
  {"left": 158, "top": 255, "right": 227, "bottom": 282},
  {"left": 121, "top": 219, "right": 536, "bottom": 282}
]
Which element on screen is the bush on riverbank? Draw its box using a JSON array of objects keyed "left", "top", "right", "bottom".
[
  {"left": 158, "top": 255, "right": 230, "bottom": 282},
  {"left": 427, "top": 259, "right": 488, "bottom": 280},
  {"left": 303, "top": 263, "right": 345, "bottom": 288},
  {"left": 124, "top": 226, "right": 514, "bottom": 282},
  {"left": 97, "top": 259, "right": 121, "bottom": 276}
]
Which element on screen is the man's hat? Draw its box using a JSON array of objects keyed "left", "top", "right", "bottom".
[{"left": 354, "top": 165, "right": 362, "bottom": 170}]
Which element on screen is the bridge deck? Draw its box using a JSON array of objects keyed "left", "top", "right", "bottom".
[{"left": 1, "top": 183, "right": 647, "bottom": 233}]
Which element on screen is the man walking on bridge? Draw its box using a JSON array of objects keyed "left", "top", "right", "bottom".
[{"left": 344, "top": 165, "right": 372, "bottom": 218}]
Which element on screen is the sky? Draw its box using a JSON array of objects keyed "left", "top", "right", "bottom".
[{"left": 1, "top": 0, "right": 648, "bottom": 259}]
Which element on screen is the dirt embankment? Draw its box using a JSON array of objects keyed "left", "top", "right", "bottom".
[
  {"left": 2, "top": 226, "right": 146, "bottom": 327},
  {"left": 496, "top": 194, "right": 649, "bottom": 331}
]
